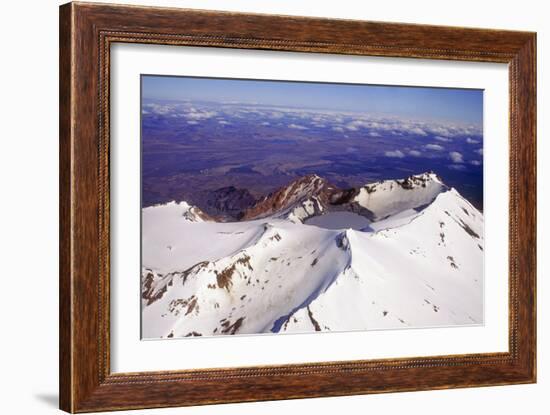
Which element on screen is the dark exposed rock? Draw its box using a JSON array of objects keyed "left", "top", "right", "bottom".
[
  {"left": 141, "top": 271, "right": 169, "bottom": 306},
  {"left": 242, "top": 174, "right": 335, "bottom": 221},
  {"left": 397, "top": 172, "right": 438, "bottom": 190},
  {"left": 205, "top": 186, "right": 257, "bottom": 219},
  {"left": 220, "top": 317, "right": 245, "bottom": 334},
  {"left": 447, "top": 256, "right": 459, "bottom": 269},
  {"left": 182, "top": 205, "right": 214, "bottom": 222},
  {"left": 329, "top": 187, "right": 359, "bottom": 205},
  {"left": 215, "top": 264, "right": 236, "bottom": 291},
  {"left": 459, "top": 219, "right": 480, "bottom": 239},
  {"left": 307, "top": 306, "right": 322, "bottom": 332},
  {"left": 214, "top": 254, "right": 253, "bottom": 292},
  {"left": 335, "top": 233, "right": 350, "bottom": 250},
  {"left": 141, "top": 271, "right": 156, "bottom": 300}
]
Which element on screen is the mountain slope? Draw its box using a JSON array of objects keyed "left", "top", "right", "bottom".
[
  {"left": 283, "top": 188, "right": 483, "bottom": 332},
  {"left": 142, "top": 221, "right": 349, "bottom": 338},
  {"left": 141, "top": 173, "right": 483, "bottom": 339},
  {"left": 242, "top": 174, "right": 337, "bottom": 223},
  {"left": 353, "top": 171, "right": 447, "bottom": 220}
]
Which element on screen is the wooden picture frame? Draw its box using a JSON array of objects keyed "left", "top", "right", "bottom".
[{"left": 59, "top": 2, "right": 536, "bottom": 412}]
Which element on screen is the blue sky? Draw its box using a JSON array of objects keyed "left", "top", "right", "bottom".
[{"left": 142, "top": 75, "right": 483, "bottom": 125}]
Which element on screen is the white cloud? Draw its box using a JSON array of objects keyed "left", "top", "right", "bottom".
[
  {"left": 187, "top": 121, "right": 199, "bottom": 125},
  {"left": 269, "top": 111, "right": 284, "bottom": 119},
  {"left": 384, "top": 150, "right": 405, "bottom": 158},
  {"left": 218, "top": 120, "right": 231, "bottom": 125},
  {"left": 409, "top": 150, "right": 422, "bottom": 157},
  {"left": 368, "top": 121, "right": 384, "bottom": 129},
  {"left": 409, "top": 127, "right": 428, "bottom": 136},
  {"left": 340, "top": 118, "right": 459, "bottom": 138},
  {"left": 470, "top": 160, "right": 482, "bottom": 166},
  {"left": 184, "top": 108, "right": 218, "bottom": 120},
  {"left": 345, "top": 120, "right": 371, "bottom": 131},
  {"left": 144, "top": 102, "right": 175, "bottom": 115},
  {"left": 346, "top": 120, "right": 385, "bottom": 131},
  {"left": 475, "top": 148, "right": 483, "bottom": 156},
  {"left": 449, "top": 151, "right": 464, "bottom": 163},
  {"left": 428, "top": 125, "right": 452, "bottom": 136},
  {"left": 427, "top": 123, "right": 482, "bottom": 138},
  {"left": 448, "top": 164, "right": 466, "bottom": 171},
  {"left": 425, "top": 144, "right": 445, "bottom": 151},
  {"left": 144, "top": 104, "right": 483, "bottom": 146}
]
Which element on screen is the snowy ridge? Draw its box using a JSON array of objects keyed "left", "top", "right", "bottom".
[
  {"left": 141, "top": 173, "right": 484, "bottom": 338},
  {"left": 143, "top": 200, "right": 212, "bottom": 224},
  {"left": 142, "top": 221, "right": 351, "bottom": 338},
  {"left": 283, "top": 189, "right": 483, "bottom": 332},
  {"left": 242, "top": 174, "right": 334, "bottom": 223},
  {"left": 353, "top": 172, "right": 447, "bottom": 220}
]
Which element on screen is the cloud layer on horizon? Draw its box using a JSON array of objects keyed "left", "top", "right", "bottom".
[{"left": 142, "top": 99, "right": 484, "bottom": 171}]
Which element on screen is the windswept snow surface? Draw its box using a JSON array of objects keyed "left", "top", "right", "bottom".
[
  {"left": 354, "top": 172, "right": 446, "bottom": 220},
  {"left": 141, "top": 174, "right": 484, "bottom": 339}
]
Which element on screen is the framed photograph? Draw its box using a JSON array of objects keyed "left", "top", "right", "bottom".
[{"left": 59, "top": 2, "right": 536, "bottom": 412}]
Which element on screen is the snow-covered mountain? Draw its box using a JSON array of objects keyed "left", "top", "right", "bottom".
[
  {"left": 141, "top": 173, "right": 483, "bottom": 339},
  {"left": 353, "top": 172, "right": 447, "bottom": 220}
]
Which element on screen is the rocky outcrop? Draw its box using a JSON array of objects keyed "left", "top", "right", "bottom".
[
  {"left": 205, "top": 186, "right": 257, "bottom": 219},
  {"left": 242, "top": 174, "right": 337, "bottom": 221}
]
